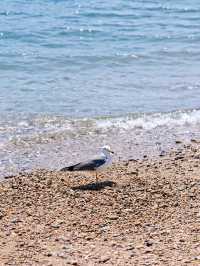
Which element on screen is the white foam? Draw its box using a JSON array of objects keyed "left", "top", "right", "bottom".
[
  {"left": 1, "top": 110, "right": 200, "bottom": 149},
  {"left": 96, "top": 109, "right": 200, "bottom": 131}
]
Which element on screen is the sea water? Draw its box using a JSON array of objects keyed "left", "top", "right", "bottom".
[{"left": 0, "top": 0, "right": 200, "bottom": 177}]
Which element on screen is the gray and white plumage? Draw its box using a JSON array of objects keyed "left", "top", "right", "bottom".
[{"left": 60, "top": 146, "right": 114, "bottom": 177}]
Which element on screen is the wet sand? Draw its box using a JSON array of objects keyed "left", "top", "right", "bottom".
[{"left": 0, "top": 142, "right": 199, "bottom": 265}]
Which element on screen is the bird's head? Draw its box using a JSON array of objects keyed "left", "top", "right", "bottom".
[{"left": 101, "top": 145, "right": 114, "bottom": 154}]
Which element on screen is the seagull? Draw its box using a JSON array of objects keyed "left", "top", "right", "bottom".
[{"left": 60, "top": 145, "right": 114, "bottom": 183}]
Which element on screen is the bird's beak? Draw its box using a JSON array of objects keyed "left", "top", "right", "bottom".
[{"left": 110, "top": 150, "right": 114, "bottom": 154}]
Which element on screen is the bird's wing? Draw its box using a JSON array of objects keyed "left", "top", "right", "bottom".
[{"left": 73, "top": 158, "right": 106, "bottom": 171}]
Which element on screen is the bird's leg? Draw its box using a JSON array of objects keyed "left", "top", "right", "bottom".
[
  {"left": 95, "top": 172, "right": 98, "bottom": 183},
  {"left": 145, "top": 177, "right": 147, "bottom": 198}
]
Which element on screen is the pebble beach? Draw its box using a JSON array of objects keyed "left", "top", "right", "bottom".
[
  {"left": 0, "top": 141, "right": 199, "bottom": 265},
  {"left": 1, "top": 1, "right": 200, "bottom": 265}
]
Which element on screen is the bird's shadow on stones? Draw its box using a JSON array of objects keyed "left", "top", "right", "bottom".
[{"left": 71, "top": 180, "right": 116, "bottom": 191}]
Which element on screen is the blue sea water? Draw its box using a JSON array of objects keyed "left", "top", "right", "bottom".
[
  {"left": 1, "top": 0, "right": 200, "bottom": 116},
  {"left": 1, "top": 0, "right": 200, "bottom": 176}
]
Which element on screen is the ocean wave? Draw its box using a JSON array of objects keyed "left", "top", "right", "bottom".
[
  {"left": 96, "top": 109, "right": 200, "bottom": 131},
  {"left": 1, "top": 108, "right": 200, "bottom": 178},
  {"left": 1, "top": 109, "right": 200, "bottom": 148},
  {"left": 145, "top": 6, "right": 200, "bottom": 13}
]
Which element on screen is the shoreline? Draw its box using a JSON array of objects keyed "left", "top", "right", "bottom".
[
  {"left": 0, "top": 141, "right": 199, "bottom": 265},
  {"left": 1, "top": 110, "right": 200, "bottom": 179}
]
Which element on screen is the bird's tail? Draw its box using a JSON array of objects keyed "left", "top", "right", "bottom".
[{"left": 60, "top": 165, "right": 74, "bottom": 171}]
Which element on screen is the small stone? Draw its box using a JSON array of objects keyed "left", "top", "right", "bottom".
[
  {"left": 71, "top": 262, "right": 79, "bottom": 266},
  {"left": 109, "top": 215, "right": 118, "bottom": 220},
  {"left": 144, "top": 249, "right": 152, "bottom": 253},
  {"left": 191, "top": 139, "right": 198, "bottom": 143},
  {"left": 126, "top": 245, "right": 135, "bottom": 251},
  {"left": 51, "top": 220, "right": 64, "bottom": 229},
  {"left": 57, "top": 252, "right": 67, "bottom": 259},
  {"left": 129, "top": 171, "right": 138, "bottom": 175},
  {"left": 193, "top": 256, "right": 200, "bottom": 260},
  {"left": 19, "top": 242, "right": 25, "bottom": 247},
  {"left": 51, "top": 224, "right": 60, "bottom": 229},
  {"left": 4, "top": 175, "right": 14, "bottom": 179},
  {"left": 159, "top": 151, "right": 166, "bottom": 157},
  {"left": 85, "top": 236, "right": 92, "bottom": 241},
  {"left": 66, "top": 260, "right": 78, "bottom": 265},
  {"left": 145, "top": 240, "right": 153, "bottom": 247},
  {"left": 128, "top": 159, "right": 138, "bottom": 162},
  {"left": 193, "top": 154, "right": 200, "bottom": 159},
  {"left": 174, "top": 156, "right": 184, "bottom": 160},
  {"left": 0, "top": 211, "right": 4, "bottom": 219},
  {"left": 62, "top": 245, "right": 71, "bottom": 250},
  {"left": 47, "top": 180, "right": 52, "bottom": 186},
  {"left": 11, "top": 218, "right": 22, "bottom": 224},
  {"left": 98, "top": 256, "right": 110, "bottom": 263}
]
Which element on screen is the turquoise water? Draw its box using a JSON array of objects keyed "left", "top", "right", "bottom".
[
  {"left": 1, "top": 0, "right": 200, "bottom": 116},
  {"left": 1, "top": 0, "right": 200, "bottom": 176}
]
